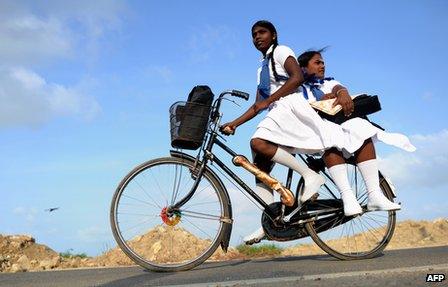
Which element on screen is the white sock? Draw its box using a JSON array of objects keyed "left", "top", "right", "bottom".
[
  {"left": 357, "top": 159, "right": 400, "bottom": 211},
  {"left": 255, "top": 183, "right": 274, "bottom": 204},
  {"left": 271, "top": 147, "right": 317, "bottom": 179},
  {"left": 243, "top": 183, "right": 273, "bottom": 243},
  {"left": 328, "top": 164, "right": 353, "bottom": 198},
  {"left": 357, "top": 159, "right": 382, "bottom": 198},
  {"left": 328, "top": 164, "right": 362, "bottom": 216}
]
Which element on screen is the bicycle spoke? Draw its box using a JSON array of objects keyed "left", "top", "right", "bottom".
[
  {"left": 134, "top": 179, "right": 164, "bottom": 209},
  {"left": 356, "top": 217, "right": 371, "bottom": 250},
  {"left": 181, "top": 216, "right": 214, "bottom": 239},
  {"left": 350, "top": 221, "right": 359, "bottom": 254},
  {"left": 119, "top": 202, "right": 155, "bottom": 208},
  {"left": 363, "top": 213, "right": 388, "bottom": 227},
  {"left": 121, "top": 217, "right": 155, "bottom": 234},
  {"left": 184, "top": 182, "right": 214, "bottom": 202},
  {"left": 180, "top": 210, "right": 222, "bottom": 221},
  {"left": 183, "top": 200, "right": 219, "bottom": 208},
  {"left": 122, "top": 194, "right": 159, "bottom": 208},
  {"left": 357, "top": 217, "right": 381, "bottom": 243},
  {"left": 144, "top": 170, "right": 169, "bottom": 206},
  {"left": 171, "top": 163, "right": 184, "bottom": 205},
  {"left": 118, "top": 212, "right": 158, "bottom": 217}
]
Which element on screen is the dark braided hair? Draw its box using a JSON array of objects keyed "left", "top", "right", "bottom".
[
  {"left": 297, "top": 47, "right": 328, "bottom": 67},
  {"left": 251, "top": 20, "right": 281, "bottom": 82}
]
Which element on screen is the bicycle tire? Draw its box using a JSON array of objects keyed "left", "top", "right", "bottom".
[
  {"left": 110, "top": 156, "right": 230, "bottom": 272},
  {"left": 303, "top": 164, "right": 396, "bottom": 260}
]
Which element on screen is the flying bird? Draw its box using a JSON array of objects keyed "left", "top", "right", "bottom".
[{"left": 44, "top": 207, "right": 60, "bottom": 212}]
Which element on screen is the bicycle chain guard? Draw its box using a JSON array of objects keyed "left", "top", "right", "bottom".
[{"left": 261, "top": 202, "right": 309, "bottom": 241}]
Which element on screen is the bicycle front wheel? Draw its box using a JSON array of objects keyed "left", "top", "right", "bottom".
[
  {"left": 110, "top": 156, "right": 229, "bottom": 272},
  {"left": 303, "top": 163, "right": 396, "bottom": 260}
]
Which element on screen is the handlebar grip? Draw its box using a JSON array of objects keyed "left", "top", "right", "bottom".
[
  {"left": 221, "top": 125, "right": 235, "bottom": 135},
  {"left": 231, "top": 90, "right": 250, "bottom": 101}
]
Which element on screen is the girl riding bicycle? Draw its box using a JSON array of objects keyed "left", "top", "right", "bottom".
[
  {"left": 221, "top": 20, "right": 327, "bottom": 244},
  {"left": 221, "top": 20, "right": 415, "bottom": 244},
  {"left": 297, "top": 49, "right": 416, "bottom": 216}
]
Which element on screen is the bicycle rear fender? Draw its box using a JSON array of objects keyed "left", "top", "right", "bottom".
[{"left": 169, "top": 150, "right": 233, "bottom": 253}]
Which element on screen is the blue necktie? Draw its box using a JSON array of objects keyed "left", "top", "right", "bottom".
[
  {"left": 303, "top": 77, "right": 334, "bottom": 100},
  {"left": 258, "top": 58, "right": 270, "bottom": 100},
  {"left": 309, "top": 85, "right": 324, "bottom": 101}
]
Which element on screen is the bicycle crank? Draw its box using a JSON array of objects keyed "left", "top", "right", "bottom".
[{"left": 261, "top": 202, "right": 309, "bottom": 241}]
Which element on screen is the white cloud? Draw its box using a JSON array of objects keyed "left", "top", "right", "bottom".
[
  {"left": 0, "top": 0, "right": 126, "bottom": 65},
  {"left": 379, "top": 129, "right": 448, "bottom": 189},
  {"left": 0, "top": 1, "right": 127, "bottom": 127},
  {"left": 0, "top": 67, "right": 100, "bottom": 127},
  {"left": 0, "top": 14, "right": 72, "bottom": 65}
]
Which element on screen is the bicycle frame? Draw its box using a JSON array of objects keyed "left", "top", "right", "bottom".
[
  {"left": 170, "top": 91, "right": 348, "bottom": 222},
  {"left": 170, "top": 91, "right": 296, "bottom": 219}
]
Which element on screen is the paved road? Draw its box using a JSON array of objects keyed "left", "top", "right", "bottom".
[{"left": 1, "top": 246, "right": 447, "bottom": 287}]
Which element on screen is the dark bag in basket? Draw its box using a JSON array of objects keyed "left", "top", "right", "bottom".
[
  {"left": 318, "top": 94, "right": 381, "bottom": 124},
  {"left": 170, "top": 86, "right": 215, "bottom": 150}
]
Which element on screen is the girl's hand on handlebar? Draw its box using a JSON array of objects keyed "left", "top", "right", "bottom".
[{"left": 220, "top": 122, "right": 236, "bottom": 135}]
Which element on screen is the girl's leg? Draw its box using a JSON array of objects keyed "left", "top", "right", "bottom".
[
  {"left": 243, "top": 152, "right": 275, "bottom": 244},
  {"left": 324, "top": 148, "right": 362, "bottom": 216},
  {"left": 250, "top": 138, "right": 325, "bottom": 202},
  {"left": 355, "top": 139, "right": 400, "bottom": 211}
]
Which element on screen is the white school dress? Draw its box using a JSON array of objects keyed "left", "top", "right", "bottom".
[{"left": 251, "top": 47, "right": 416, "bottom": 156}]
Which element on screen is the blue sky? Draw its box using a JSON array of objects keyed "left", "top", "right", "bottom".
[{"left": 1, "top": 0, "right": 447, "bottom": 256}]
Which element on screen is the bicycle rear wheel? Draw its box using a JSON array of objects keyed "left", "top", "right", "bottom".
[
  {"left": 110, "top": 156, "right": 229, "bottom": 272},
  {"left": 302, "top": 163, "right": 396, "bottom": 260}
]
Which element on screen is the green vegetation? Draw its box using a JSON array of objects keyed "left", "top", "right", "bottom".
[
  {"left": 236, "top": 243, "right": 283, "bottom": 257},
  {"left": 59, "top": 249, "right": 89, "bottom": 259}
]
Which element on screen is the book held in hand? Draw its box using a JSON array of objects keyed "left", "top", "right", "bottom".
[
  {"left": 310, "top": 98, "right": 343, "bottom": 115},
  {"left": 310, "top": 94, "right": 381, "bottom": 124}
]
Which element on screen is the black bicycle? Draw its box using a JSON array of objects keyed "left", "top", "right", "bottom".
[{"left": 110, "top": 89, "right": 397, "bottom": 272}]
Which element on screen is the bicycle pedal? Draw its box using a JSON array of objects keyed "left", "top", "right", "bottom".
[{"left": 244, "top": 236, "right": 266, "bottom": 246}]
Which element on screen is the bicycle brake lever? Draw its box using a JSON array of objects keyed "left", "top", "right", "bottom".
[{"left": 222, "top": 97, "right": 241, "bottom": 107}]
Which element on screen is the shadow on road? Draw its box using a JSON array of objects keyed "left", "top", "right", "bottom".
[
  {"left": 96, "top": 254, "right": 349, "bottom": 286},
  {"left": 96, "top": 259, "right": 252, "bottom": 287}
]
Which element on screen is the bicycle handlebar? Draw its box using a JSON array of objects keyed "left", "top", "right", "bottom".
[
  {"left": 230, "top": 90, "right": 250, "bottom": 101},
  {"left": 218, "top": 90, "right": 250, "bottom": 101},
  {"left": 210, "top": 89, "right": 250, "bottom": 124}
]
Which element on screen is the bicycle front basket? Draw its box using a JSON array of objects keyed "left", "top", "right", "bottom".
[{"left": 169, "top": 101, "right": 211, "bottom": 150}]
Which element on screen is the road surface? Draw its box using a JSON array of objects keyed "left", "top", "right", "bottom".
[{"left": 0, "top": 246, "right": 447, "bottom": 287}]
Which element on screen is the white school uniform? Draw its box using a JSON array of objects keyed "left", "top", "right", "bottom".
[{"left": 251, "top": 46, "right": 416, "bottom": 156}]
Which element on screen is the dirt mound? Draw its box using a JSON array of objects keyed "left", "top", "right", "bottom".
[
  {"left": 2, "top": 218, "right": 447, "bottom": 272},
  {"left": 282, "top": 218, "right": 448, "bottom": 256},
  {"left": 0, "top": 235, "right": 62, "bottom": 272},
  {"left": 93, "top": 225, "right": 242, "bottom": 267}
]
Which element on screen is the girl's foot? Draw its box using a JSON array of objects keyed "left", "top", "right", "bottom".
[
  {"left": 300, "top": 174, "right": 325, "bottom": 203},
  {"left": 342, "top": 192, "right": 363, "bottom": 216},
  {"left": 243, "top": 227, "right": 266, "bottom": 245},
  {"left": 367, "top": 193, "right": 401, "bottom": 211}
]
